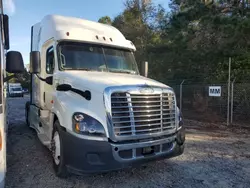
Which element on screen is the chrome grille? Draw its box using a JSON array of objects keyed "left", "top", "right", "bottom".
[{"left": 111, "top": 91, "right": 176, "bottom": 137}]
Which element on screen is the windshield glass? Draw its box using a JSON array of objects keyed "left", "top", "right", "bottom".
[
  {"left": 11, "top": 88, "right": 22, "bottom": 91},
  {"left": 58, "top": 42, "right": 139, "bottom": 74}
]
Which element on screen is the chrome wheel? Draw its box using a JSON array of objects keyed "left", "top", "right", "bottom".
[{"left": 52, "top": 131, "right": 61, "bottom": 165}]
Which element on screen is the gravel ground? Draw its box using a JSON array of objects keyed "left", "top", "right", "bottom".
[{"left": 5, "top": 96, "right": 250, "bottom": 188}]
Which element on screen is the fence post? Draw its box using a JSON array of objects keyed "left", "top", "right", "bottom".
[
  {"left": 230, "top": 78, "right": 236, "bottom": 124},
  {"left": 227, "top": 57, "right": 231, "bottom": 126},
  {"left": 180, "top": 80, "right": 185, "bottom": 112}
]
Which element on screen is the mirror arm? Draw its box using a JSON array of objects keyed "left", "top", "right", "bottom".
[
  {"left": 71, "top": 88, "right": 91, "bottom": 101},
  {"left": 35, "top": 74, "right": 46, "bottom": 82},
  {"left": 35, "top": 74, "right": 53, "bottom": 85},
  {"left": 56, "top": 84, "right": 91, "bottom": 101}
]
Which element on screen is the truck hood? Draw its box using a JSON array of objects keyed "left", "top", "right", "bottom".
[{"left": 56, "top": 71, "right": 169, "bottom": 93}]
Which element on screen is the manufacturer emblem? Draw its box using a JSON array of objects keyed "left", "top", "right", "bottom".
[{"left": 139, "top": 87, "right": 154, "bottom": 94}]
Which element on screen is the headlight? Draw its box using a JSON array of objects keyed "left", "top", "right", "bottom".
[{"left": 72, "top": 113, "right": 106, "bottom": 137}]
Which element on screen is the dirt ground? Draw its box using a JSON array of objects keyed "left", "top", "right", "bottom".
[{"left": 5, "top": 96, "right": 250, "bottom": 188}]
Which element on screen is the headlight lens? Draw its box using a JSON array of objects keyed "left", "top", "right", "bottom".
[{"left": 72, "top": 113, "right": 106, "bottom": 137}]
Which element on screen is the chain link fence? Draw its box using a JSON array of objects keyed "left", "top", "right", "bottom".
[
  {"left": 169, "top": 81, "right": 250, "bottom": 126},
  {"left": 231, "top": 82, "right": 250, "bottom": 124}
]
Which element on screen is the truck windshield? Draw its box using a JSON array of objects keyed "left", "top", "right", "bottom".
[
  {"left": 58, "top": 42, "right": 139, "bottom": 74},
  {"left": 11, "top": 88, "right": 22, "bottom": 91}
]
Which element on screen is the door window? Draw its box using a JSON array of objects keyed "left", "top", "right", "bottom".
[{"left": 46, "top": 47, "right": 54, "bottom": 74}]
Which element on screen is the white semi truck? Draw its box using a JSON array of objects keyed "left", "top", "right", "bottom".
[
  {"left": 0, "top": 0, "right": 25, "bottom": 187},
  {"left": 26, "top": 14, "right": 185, "bottom": 178}
]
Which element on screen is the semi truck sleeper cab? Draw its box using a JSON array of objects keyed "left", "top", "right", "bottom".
[{"left": 26, "top": 14, "right": 185, "bottom": 177}]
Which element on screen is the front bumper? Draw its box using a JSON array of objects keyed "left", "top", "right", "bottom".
[
  {"left": 60, "top": 127, "right": 185, "bottom": 174},
  {"left": 9, "top": 93, "right": 23, "bottom": 97}
]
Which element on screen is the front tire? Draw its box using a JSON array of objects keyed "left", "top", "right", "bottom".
[{"left": 51, "top": 121, "right": 68, "bottom": 178}]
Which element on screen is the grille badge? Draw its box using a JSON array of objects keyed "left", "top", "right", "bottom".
[{"left": 139, "top": 87, "right": 154, "bottom": 94}]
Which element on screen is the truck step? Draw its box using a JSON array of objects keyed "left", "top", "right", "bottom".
[
  {"left": 39, "top": 109, "right": 50, "bottom": 118},
  {"left": 37, "top": 134, "right": 50, "bottom": 146},
  {"left": 40, "top": 116, "right": 50, "bottom": 126}
]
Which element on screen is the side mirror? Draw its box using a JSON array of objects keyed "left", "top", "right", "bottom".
[
  {"left": 30, "top": 51, "right": 41, "bottom": 73},
  {"left": 56, "top": 84, "right": 72, "bottom": 91},
  {"left": 45, "top": 76, "right": 53, "bottom": 85},
  {"left": 140, "top": 61, "right": 148, "bottom": 77},
  {"left": 3, "top": 15, "right": 9, "bottom": 50},
  {"left": 6, "top": 51, "right": 24, "bottom": 73}
]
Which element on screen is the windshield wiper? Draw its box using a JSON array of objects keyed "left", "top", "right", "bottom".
[
  {"left": 109, "top": 70, "right": 136, "bottom": 74},
  {"left": 62, "top": 67, "right": 93, "bottom": 71},
  {"left": 74, "top": 68, "right": 93, "bottom": 71}
]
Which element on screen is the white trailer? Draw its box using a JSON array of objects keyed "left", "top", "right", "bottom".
[
  {"left": 0, "top": 1, "right": 25, "bottom": 187},
  {"left": 26, "top": 14, "right": 185, "bottom": 178}
]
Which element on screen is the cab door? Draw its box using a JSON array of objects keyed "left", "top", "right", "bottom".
[{"left": 43, "top": 44, "right": 55, "bottom": 111}]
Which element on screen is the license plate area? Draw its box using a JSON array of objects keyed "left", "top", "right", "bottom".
[{"left": 142, "top": 146, "right": 155, "bottom": 155}]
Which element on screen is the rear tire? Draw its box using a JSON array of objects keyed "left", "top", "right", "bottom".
[{"left": 51, "top": 120, "right": 68, "bottom": 178}]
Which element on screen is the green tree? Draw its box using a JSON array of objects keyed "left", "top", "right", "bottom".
[
  {"left": 111, "top": 0, "right": 166, "bottom": 73},
  {"left": 97, "top": 0, "right": 250, "bottom": 84},
  {"left": 98, "top": 16, "right": 112, "bottom": 25}
]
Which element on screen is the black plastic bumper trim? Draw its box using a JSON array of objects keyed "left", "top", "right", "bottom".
[{"left": 60, "top": 127, "right": 185, "bottom": 175}]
